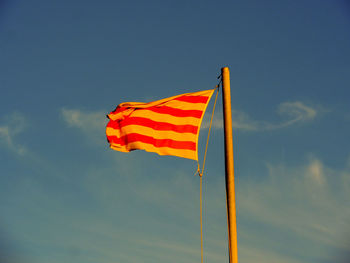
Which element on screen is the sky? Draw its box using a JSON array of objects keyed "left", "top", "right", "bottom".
[{"left": 1, "top": 0, "right": 350, "bottom": 262}]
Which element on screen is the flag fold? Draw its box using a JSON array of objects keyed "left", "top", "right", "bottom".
[{"left": 106, "top": 89, "right": 214, "bottom": 160}]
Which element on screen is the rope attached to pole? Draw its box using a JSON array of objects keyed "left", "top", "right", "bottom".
[{"left": 197, "top": 81, "right": 220, "bottom": 263}]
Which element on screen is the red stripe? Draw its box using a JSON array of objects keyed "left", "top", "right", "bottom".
[
  {"left": 107, "top": 120, "right": 120, "bottom": 130},
  {"left": 146, "top": 106, "right": 203, "bottom": 118},
  {"left": 107, "top": 117, "right": 198, "bottom": 134},
  {"left": 107, "top": 133, "right": 196, "bottom": 150},
  {"left": 110, "top": 106, "right": 127, "bottom": 115},
  {"left": 174, "top": 95, "right": 209, "bottom": 104}
]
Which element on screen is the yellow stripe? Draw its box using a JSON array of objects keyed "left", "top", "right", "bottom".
[
  {"left": 162, "top": 100, "right": 207, "bottom": 111},
  {"left": 130, "top": 110, "right": 202, "bottom": 126},
  {"left": 118, "top": 89, "right": 215, "bottom": 109},
  {"left": 110, "top": 141, "right": 197, "bottom": 160},
  {"left": 106, "top": 126, "right": 122, "bottom": 137},
  {"left": 106, "top": 126, "right": 197, "bottom": 142},
  {"left": 108, "top": 101, "right": 206, "bottom": 120}
]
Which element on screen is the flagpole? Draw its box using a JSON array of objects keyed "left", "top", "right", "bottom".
[{"left": 221, "top": 67, "right": 238, "bottom": 263}]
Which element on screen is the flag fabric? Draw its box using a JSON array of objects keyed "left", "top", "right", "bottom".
[{"left": 106, "top": 89, "right": 215, "bottom": 160}]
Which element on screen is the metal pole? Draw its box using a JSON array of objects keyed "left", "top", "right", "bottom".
[{"left": 221, "top": 67, "right": 238, "bottom": 263}]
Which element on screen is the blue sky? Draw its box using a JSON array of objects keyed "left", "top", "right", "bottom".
[{"left": 1, "top": 0, "right": 350, "bottom": 262}]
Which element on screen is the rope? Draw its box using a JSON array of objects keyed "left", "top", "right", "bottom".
[
  {"left": 198, "top": 84, "right": 220, "bottom": 263},
  {"left": 200, "top": 86, "right": 219, "bottom": 177},
  {"left": 200, "top": 175, "right": 203, "bottom": 263}
]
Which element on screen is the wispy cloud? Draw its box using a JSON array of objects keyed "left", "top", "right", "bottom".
[
  {"left": 3, "top": 149, "right": 226, "bottom": 263},
  {"left": 61, "top": 108, "right": 106, "bottom": 130},
  {"left": 202, "top": 101, "right": 318, "bottom": 131},
  {"left": 78, "top": 153, "right": 350, "bottom": 262},
  {"left": 61, "top": 102, "right": 318, "bottom": 140},
  {"left": 239, "top": 245, "right": 304, "bottom": 263},
  {"left": 0, "top": 112, "right": 27, "bottom": 155},
  {"left": 61, "top": 108, "right": 108, "bottom": 143},
  {"left": 237, "top": 156, "right": 350, "bottom": 261},
  {"left": 4, "top": 141, "right": 349, "bottom": 263}
]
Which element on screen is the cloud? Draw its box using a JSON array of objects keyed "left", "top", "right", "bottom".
[
  {"left": 61, "top": 102, "right": 318, "bottom": 141},
  {"left": 0, "top": 112, "right": 27, "bottom": 155},
  {"left": 237, "top": 157, "right": 350, "bottom": 261},
  {"left": 81, "top": 153, "right": 350, "bottom": 262},
  {"left": 3, "top": 150, "right": 226, "bottom": 263},
  {"left": 278, "top": 101, "right": 316, "bottom": 122},
  {"left": 61, "top": 108, "right": 106, "bottom": 130},
  {"left": 238, "top": 246, "right": 304, "bottom": 263},
  {"left": 201, "top": 101, "right": 318, "bottom": 131},
  {"left": 4, "top": 139, "right": 349, "bottom": 263},
  {"left": 61, "top": 108, "right": 108, "bottom": 143}
]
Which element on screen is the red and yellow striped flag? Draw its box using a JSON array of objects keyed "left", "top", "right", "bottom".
[{"left": 106, "top": 89, "right": 215, "bottom": 160}]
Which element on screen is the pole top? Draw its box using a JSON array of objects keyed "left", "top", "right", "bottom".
[{"left": 221, "top": 67, "right": 230, "bottom": 72}]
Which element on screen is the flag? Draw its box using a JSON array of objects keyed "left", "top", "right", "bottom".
[{"left": 106, "top": 89, "right": 215, "bottom": 160}]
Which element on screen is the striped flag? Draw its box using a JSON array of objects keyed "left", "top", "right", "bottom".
[{"left": 106, "top": 89, "right": 215, "bottom": 160}]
